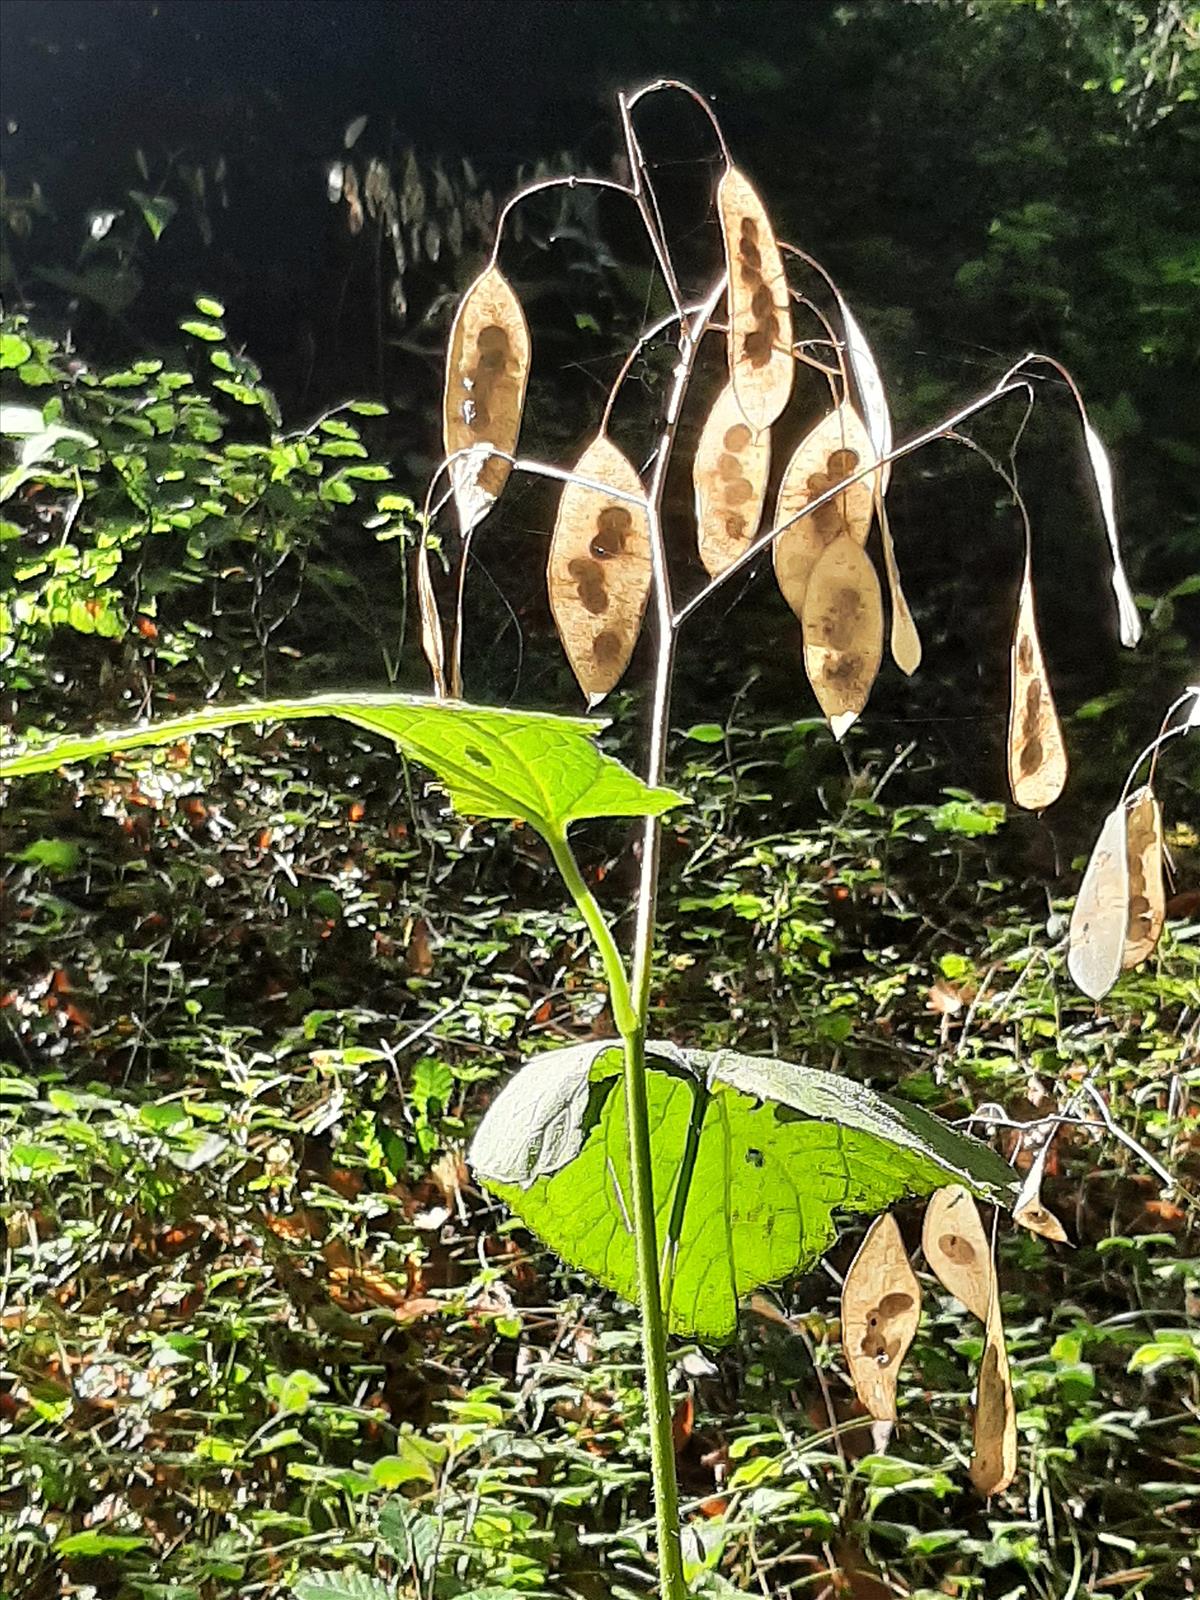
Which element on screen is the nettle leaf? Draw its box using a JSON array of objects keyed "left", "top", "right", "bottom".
[
  {"left": 0, "top": 693, "right": 681, "bottom": 836},
  {"left": 471, "top": 1042, "right": 1016, "bottom": 1343}
]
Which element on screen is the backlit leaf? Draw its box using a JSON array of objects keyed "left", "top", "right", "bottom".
[
  {"left": 718, "top": 167, "right": 793, "bottom": 432},
  {"left": 443, "top": 265, "right": 530, "bottom": 534},
  {"left": 548, "top": 434, "right": 650, "bottom": 706},
  {"left": 471, "top": 1042, "right": 1016, "bottom": 1342},
  {"left": 1007, "top": 559, "right": 1067, "bottom": 811},
  {"left": 841, "top": 1213, "right": 922, "bottom": 1423},
  {"left": 0, "top": 694, "right": 682, "bottom": 838},
  {"left": 774, "top": 402, "right": 877, "bottom": 616},
  {"left": 800, "top": 533, "right": 884, "bottom": 740},
  {"left": 693, "top": 382, "right": 770, "bottom": 577}
]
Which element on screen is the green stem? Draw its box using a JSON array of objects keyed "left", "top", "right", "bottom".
[{"left": 544, "top": 825, "right": 684, "bottom": 1598}]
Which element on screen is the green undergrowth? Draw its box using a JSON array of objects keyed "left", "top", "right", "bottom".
[{"left": 2, "top": 718, "right": 1197, "bottom": 1600}]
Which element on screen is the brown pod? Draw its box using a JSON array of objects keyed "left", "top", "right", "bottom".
[
  {"left": 548, "top": 435, "right": 650, "bottom": 705},
  {"left": 774, "top": 402, "right": 877, "bottom": 617},
  {"left": 442, "top": 265, "right": 531, "bottom": 534},
  {"left": 1013, "top": 1140, "right": 1069, "bottom": 1244},
  {"left": 693, "top": 383, "right": 771, "bottom": 578},
  {"left": 921, "top": 1185, "right": 992, "bottom": 1322},
  {"left": 841, "top": 1213, "right": 922, "bottom": 1423},
  {"left": 800, "top": 533, "right": 884, "bottom": 741},
  {"left": 1007, "top": 558, "right": 1068, "bottom": 811},
  {"left": 416, "top": 541, "right": 448, "bottom": 698},
  {"left": 717, "top": 166, "right": 793, "bottom": 432},
  {"left": 1122, "top": 785, "right": 1165, "bottom": 969},
  {"left": 970, "top": 1297, "right": 1018, "bottom": 1497},
  {"left": 1067, "top": 800, "right": 1130, "bottom": 1000}
]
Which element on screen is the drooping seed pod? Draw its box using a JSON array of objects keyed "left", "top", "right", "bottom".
[
  {"left": 1012, "top": 1138, "right": 1069, "bottom": 1243},
  {"left": 800, "top": 533, "right": 884, "bottom": 741},
  {"left": 1067, "top": 799, "right": 1129, "bottom": 1000},
  {"left": 416, "top": 540, "right": 447, "bottom": 698},
  {"left": 1122, "top": 784, "right": 1165, "bottom": 969},
  {"left": 717, "top": 167, "right": 793, "bottom": 433},
  {"left": 693, "top": 383, "right": 770, "bottom": 578},
  {"left": 971, "top": 1296, "right": 1017, "bottom": 1498},
  {"left": 1007, "top": 558, "right": 1067, "bottom": 811},
  {"left": 774, "top": 402, "right": 877, "bottom": 618},
  {"left": 443, "top": 265, "right": 531, "bottom": 535},
  {"left": 548, "top": 435, "right": 650, "bottom": 706},
  {"left": 841, "top": 1213, "right": 922, "bottom": 1424}
]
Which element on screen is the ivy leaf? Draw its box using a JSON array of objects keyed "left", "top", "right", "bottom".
[
  {"left": 471, "top": 1042, "right": 1016, "bottom": 1343},
  {"left": 0, "top": 693, "right": 682, "bottom": 837}
]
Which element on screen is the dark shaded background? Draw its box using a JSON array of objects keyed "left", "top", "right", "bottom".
[{"left": 2, "top": 0, "right": 1198, "bottom": 824}]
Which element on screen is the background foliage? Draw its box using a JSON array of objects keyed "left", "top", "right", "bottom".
[{"left": 2, "top": 2, "right": 1198, "bottom": 1597}]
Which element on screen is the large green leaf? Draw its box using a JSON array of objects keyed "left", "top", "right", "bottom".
[
  {"left": 0, "top": 693, "right": 681, "bottom": 834},
  {"left": 471, "top": 1042, "right": 1017, "bottom": 1343}
]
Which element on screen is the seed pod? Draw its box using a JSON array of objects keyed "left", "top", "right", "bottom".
[
  {"left": 717, "top": 167, "right": 793, "bottom": 432},
  {"left": 693, "top": 383, "right": 770, "bottom": 578},
  {"left": 800, "top": 533, "right": 884, "bottom": 741},
  {"left": 1007, "top": 558, "right": 1067, "bottom": 811},
  {"left": 1013, "top": 1138, "right": 1069, "bottom": 1244},
  {"left": 921, "top": 1185, "right": 992, "bottom": 1322},
  {"left": 1067, "top": 800, "right": 1129, "bottom": 1000},
  {"left": 774, "top": 402, "right": 877, "bottom": 617},
  {"left": 1083, "top": 423, "right": 1140, "bottom": 648},
  {"left": 841, "top": 1213, "right": 922, "bottom": 1423},
  {"left": 970, "top": 1296, "right": 1017, "bottom": 1497},
  {"left": 548, "top": 435, "right": 650, "bottom": 706},
  {"left": 1122, "top": 785, "right": 1165, "bottom": 969},
  {"left": 443, "top": 265, "right": 531, "bottom": 535},
  {"left": 416, "top": 541, "right": 447, "bottom": 698}
]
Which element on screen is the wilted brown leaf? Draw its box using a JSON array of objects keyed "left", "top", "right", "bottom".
[
  {"left": 717, "top": 166, "right": 793, "bottom": 431},
  {"left": 841, "top": 1213, "right": 922, "bottom": 1422},
  {"left": 774, "top": 402, "right": 877, "bottom": 617},
  {"left": 548, "top": 434, "right": 650, "bottom": 705},
  {"left": 1067, "top": 799, "right": 1129, "bottom": 1000},
  {"left": 443, "top": 264, "right": 530, "bottom": 534},
  {"left": 1122, "top": 785, "right": 1165, "bottom": 969},
  {"left": 1007, "top": 559, "right": 1067, "bottom": 811},
  {"left": 693, "top": 382, "right": 770, "bottom": 577},
  {"left": 800, "top": 533, "right": 884, "bottom": 740}
]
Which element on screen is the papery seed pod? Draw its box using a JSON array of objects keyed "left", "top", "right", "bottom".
[
  {"left": 921, "top": 1185, "right": 992, "bottom": 1321},
  {"left": 800, "top": 533, "right": 884, "bottom": 741},
  {"left": 970, "top": 1297, "right": 1017, "bottom": 1497},
  {"left": 1012, "top": 1139, "right": 1068, "bottom": 1243},
  {"left": 839, "top": 303, "right": 921, "bottom": 676},
  {"left": 416, "top": 541, "right": 447, "bottom": 698},
  {"left": 774, "top": 402, "right": 877, "bottom": 617},
  {"left": 1083, "top": 423, "right": 1140, "bottom": 648},
  {"left": 1007, "top": 559, "right": 1067, "bottom": 811},
  {"left": 841, "top": 1213, "right": 922, "bottom": 1423},
  {"left": 443, "top": 265, "right": 531, "bottom": 536},
  {"left": 548, "top": 435, "right": 650, "bottom": 706},
  {"left": 1122, "top": 785, "right": 1165, "bottom": 969},
  {"left": 693, "top": 383, "right": 770, "bottom": 578},
  {"left": 718, "top": 167, "right": 793, "bottom": 432},
  {"left": 1067, "top": 799, "right": 1129, "bottom": 1000}
]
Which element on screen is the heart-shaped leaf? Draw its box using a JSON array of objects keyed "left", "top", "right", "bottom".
[
  {"left": 0, "top": 694, "right": 682, "bottom": 837},
  {"left": 471, "top": 1042, "right": 1016, "bottom": 1342}
]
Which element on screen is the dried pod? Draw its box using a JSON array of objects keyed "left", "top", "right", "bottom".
[
  {"left": 1083, "top": 423, "right": 1141, "bottom": 648},
  {"left": 416, "top": 541, "right": 447, "bottom": 698},
  {"left": 774, "top": 402, "right": 877, "bottom": 616},
  {"left": 800, "top": 533, "right": 884, "bottom": 741},
  {"left": 840, "top": 303, "right": 921, "bottom": 676},
  {"left": 1122, "top": 785, "right": 1165, "bottom": 969},
  {"left": 443, "top": 265, "right": 531, "bottom": 535},
  {"left": 717, "top": 166, "right": 793, "bottom": 432},
  {"left": 1013, "top": 1138, "right": 1069, "bottom": 1244},
  {"left": 921, "top": 1185, "right": 992, "bottom": 1322},
  {"left": 693, "top": 383, "right": 771, "bottom": 577},
  {"left": 970, "top": 1298, "right": 1017, "bottom": 1497},
  {"left": 1067, "top": 800, "right": 1129, "bottom": 1000},
  {"left": 548, "top": 435, "right": 650, "bottom": 705},
  {"left": 841, "top": 1213, "right": 922, "bottom": 1423},
  {"left": 1007, "top": 559, "right": 1067, "bottom": 811}
]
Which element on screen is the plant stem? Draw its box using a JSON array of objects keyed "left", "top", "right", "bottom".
[{"left": 544, "top": 827, "right": 636, "bottom": 1038}]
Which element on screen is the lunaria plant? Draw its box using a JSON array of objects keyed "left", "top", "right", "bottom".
[{"left": 2, "top": 81, "right": 1183, "bottom": 1600}]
